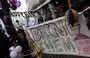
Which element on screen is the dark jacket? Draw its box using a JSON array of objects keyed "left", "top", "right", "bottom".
[{"left": 0, "top": 31, "right": 10, "bottom": 58}]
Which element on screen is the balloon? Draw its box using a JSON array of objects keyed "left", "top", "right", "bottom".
[
  {"left": 15, "top": 1, "right": 21, "bottom": 7},
  {"left": 65, "top": 9, "right": 78, "bottom": 27},
  {"left": 10, "top": 51, "right": 18, "bottom": 58},
  {"left": 15, "top": 46, "right": 22, "bottom": 53},
  {"left": 11, "top": 4, "right": 17, "bottom": 10},
  {"left": 11, "top": 0, "right": 17, "bottom": 5},
  {"left": 9, "top": 46, "right": 15, "bottom": 52}
]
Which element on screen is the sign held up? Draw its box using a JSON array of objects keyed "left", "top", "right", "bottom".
[{"left": 25, "top": 15, "right": 90, "bottom": 57}]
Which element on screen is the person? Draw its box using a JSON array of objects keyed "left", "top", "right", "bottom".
[
  {"left": 17, "top": 29, "right": 34, "bottom": 58},
  {"left": 34, "top": 11, "right": 39, "bottom": 24},
  {"left": 25, "top": 14, "right": 36, "bottom": 28},
  {"left": 46, "top": 9, "right": 53, "bottom": 21},
  {"left": 48, "top": 3, "right": 56, "bottom": 19},
  {"left": 0, "top": 23, "right": 10, "bottom": 58},
  {"left": 39, "top": 8, "right": 46, "bottom": 22}
]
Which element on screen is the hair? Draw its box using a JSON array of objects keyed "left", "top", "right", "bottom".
[{"left": 17, "top": 29, "right": 26, "bottom": 38}]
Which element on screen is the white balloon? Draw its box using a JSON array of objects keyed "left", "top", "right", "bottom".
[
  {"left": 15, "top": 45, "right": 22, "bottom": 53},
  {"left": 9, "top": 46, "right": 15, "bottom": 52},
  {"left": 10, "top": 51, "right": 18, "bottom": 58}
]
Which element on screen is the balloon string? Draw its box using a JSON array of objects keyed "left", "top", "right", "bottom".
[
  {"left": 78, "top": 24, "right": 81, "bottom": 34},
  {"left": 68, "top": 0, "right": 72, "bottom": 9}
]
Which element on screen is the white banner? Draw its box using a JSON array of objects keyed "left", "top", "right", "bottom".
[{"left": 24, "top": 13, "right": 90, "bottom": 57}]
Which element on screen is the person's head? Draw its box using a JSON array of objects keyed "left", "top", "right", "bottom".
[{"left": 17, "top": 29, "right": 26, "bottom": 41}]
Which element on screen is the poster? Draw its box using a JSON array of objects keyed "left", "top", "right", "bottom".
[{"left": 24, "top": 12, "right": 90, "bottom": 57}]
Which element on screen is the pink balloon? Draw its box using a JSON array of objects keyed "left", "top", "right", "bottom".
[
  {"left": 15, "top": 46, "right": 22, "bottom": 53},
  {"left": 15, "top": 1, "right": 21, "bottom": 7},
  {"left": 9, "top": 46, "right": 15, "bottom": 52}
]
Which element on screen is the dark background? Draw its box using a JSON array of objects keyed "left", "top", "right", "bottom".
[{"left": 50, "top": 0, "right": 90, "bottom": 12}]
